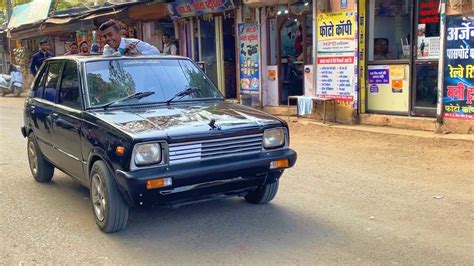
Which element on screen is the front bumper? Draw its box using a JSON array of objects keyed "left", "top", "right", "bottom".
[{"left": 115, "top": 149, "right": 297, "bottom": 207}]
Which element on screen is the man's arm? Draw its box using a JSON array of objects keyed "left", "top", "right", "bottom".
[
  {"left": 136, "top": 41, "right": 160, "bottom": 55},
  {"left": 171, "top": 44, "right": 177, "bottom": 55},
  {"left": 29, "top": 56, "right": 37, "bottom": 76}
]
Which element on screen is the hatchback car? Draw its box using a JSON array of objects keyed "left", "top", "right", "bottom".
[{"left": 22, "top": 55, "right": 297, "bottom": 233}]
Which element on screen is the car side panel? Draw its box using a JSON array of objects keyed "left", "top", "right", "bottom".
[
  {"left": 27, "top": 98, "right": 58, "bottom": 163},
  {"left": 51, "top": 106, "right": 86, "bottom": 180}
]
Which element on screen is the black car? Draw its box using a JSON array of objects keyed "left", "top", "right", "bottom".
[{"left": 21, "top": 55, "right": 297, "bottom": 233}]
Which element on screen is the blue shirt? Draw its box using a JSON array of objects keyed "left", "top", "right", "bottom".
[{"left": 30, "top": 51, "right": 54, "bottom": 76}]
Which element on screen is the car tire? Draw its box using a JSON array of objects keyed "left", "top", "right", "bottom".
[
  {"left": 27, "top": 133, "right": 54, "bottom": 183},
  {"left": 245, "top": 179, "right": 279, "bottom": 204},
  {"left": 90, "top": 160, "right": 129, "bottom": 233}
]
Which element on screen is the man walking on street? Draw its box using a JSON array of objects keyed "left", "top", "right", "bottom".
[
  {"left": 99, "top": 20, "right": 159, "bottom": 56},
  {"left": 30, "top": 39, "right": 54, "bottom": 76},
  {"left": 162, "top": 34, "right": 177, "bottom": 55}
]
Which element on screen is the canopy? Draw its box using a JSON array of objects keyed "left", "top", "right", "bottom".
[{"left": 7, "top": 0, "right": 53, "bottom": 29}]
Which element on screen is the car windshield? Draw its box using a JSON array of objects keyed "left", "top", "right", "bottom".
[{"left": 85, "top": 58, "right": 222, "bottom": 107}]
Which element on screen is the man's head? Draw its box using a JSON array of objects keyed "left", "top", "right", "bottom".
[
  {"left": 163, "top": 34, "right": 170, "bottom": 44},
  {"left": 79, "top": 41, "right": 89, "bottom": 53},
  {"left": 39, "top": 39, "right": 50, "bottom": 52},
  {"left": 374, "top": 38, "right": 389, "bottom": 55},
  {"left": 99, "top": 20, "right": 122, "bottom": 50},
  {"left": 69, "top": 42, "right": 79, "bottom": 54}
]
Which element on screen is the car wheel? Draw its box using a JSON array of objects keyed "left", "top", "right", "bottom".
[
  {"left": 245, "top": 179, "right": 279, "bottom": 204},
  {"left": 27, "top": 133, "right": 54, "bottom": 183},
  {"left": 90, "top": 160, "right": 129, "bottom": 233}
]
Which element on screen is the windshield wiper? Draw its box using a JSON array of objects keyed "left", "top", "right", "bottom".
[
  {"left": 100, "top": 91, "right": 155, "bottom": 109},
  {"left": 166, "top": 87, "right": 200, "bottom": 105}
]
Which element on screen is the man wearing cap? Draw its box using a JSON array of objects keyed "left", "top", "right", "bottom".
[
  {"left": 99, "top": 20, "right": 159, "bottom": 56},
  {"left": 30, "top": 39, "right": 54, "bottom": 76}
]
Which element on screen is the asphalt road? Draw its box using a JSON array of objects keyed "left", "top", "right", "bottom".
[{"left": 1, "top": 96, "right": 473, "bottom": 264}]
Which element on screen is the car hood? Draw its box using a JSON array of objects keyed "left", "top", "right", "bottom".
[{"left": 90, "top": 101, "right": 283, "bottom": 141}]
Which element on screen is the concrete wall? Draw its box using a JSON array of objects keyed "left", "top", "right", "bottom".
[{"left": 441, "top": 118, "right": 474, "bottom": 134}]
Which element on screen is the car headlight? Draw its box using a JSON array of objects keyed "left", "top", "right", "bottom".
[
  {"left": 134, "top": 143, "right": 162, "bottom": 166},
  {"left": 263, "top": 128, "right": 286, "bottom": 149}
]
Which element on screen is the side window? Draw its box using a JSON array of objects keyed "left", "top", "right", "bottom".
[
  {"left": 43, "top": 62, "right": 63, "bottom": 102},
  {"left": 58, "top": 62, "right": 81, "bottom": 109},
  {"left": 33, "top": 66, "right": 48, "bottom": 98}
]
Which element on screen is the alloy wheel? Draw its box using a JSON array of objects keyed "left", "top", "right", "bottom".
[
  {"left": 28, "top": 141, "right": 38, "bottom": 175},
  {"left": 91, "top": 174, "right": 106, "bottom": 222}
]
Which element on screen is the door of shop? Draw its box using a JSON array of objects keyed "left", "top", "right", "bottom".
[
  {"left": 277, "top": 15, "right": 306, "bottom": 105},
  {"left": 411, "top": 0, "right": 440, "bottom": 117},
  {"left": 181, "top": 15, "right": 236, "bottom": 98}
]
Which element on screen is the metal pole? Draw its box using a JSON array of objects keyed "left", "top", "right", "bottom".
[
  {"left": 312, "top": 0, "right": 317, "bottom": 96},
  {"left": 436, "top": 0, "right": 446, "bottom": 125}
]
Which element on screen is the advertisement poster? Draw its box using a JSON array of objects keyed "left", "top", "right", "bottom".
[
  {"left": 417, "top": 0, "right": 441, "bottom": 59},
  {"left": 316, "top": 11, "right": 356, "bottom": 101},
  {"left": 265, "top": 66, "right": 278, "bottom": 106},
  {"left": 443, "top": 15, "right": 474, "bottom": 120},
  {"left": 238, "top": 23, "right": 260, "bottom": 99},
  {"left": 367, "top": 65, "right": 410, "bottom": 113},
  {"left": 304, "top": 65, "right": 314, "bottom": 96},
  {"left": 168, "top": 0, "right": 235, "bottom": 19}
]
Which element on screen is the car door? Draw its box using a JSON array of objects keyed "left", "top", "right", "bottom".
[
  {"left": 28, "top": 61, "right": 63, "bottom": 164},
  {"left": 53, "top": 60, "right": 85, "bottom": 180}
]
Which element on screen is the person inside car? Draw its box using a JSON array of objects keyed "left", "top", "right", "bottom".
[{"left": 99, "top": 20, "right": 160, "bottom": 56}]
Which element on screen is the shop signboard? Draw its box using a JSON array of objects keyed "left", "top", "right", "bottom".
[
  {"left": 443, "top": 15, "right": 474, "bottom": 120},
  {"left": 316, "top": 11, "right": 356, "bottom": 102},
  {"left": 168, "top": 0, "right": 235, "bottom": 19},
  {"left": 417, "top": 0, "right": 441, "bottom": 59},
  {"left": 238, "top": 23, "right": 260, "bottom": 102}
]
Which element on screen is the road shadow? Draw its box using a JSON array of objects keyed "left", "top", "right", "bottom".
[{"left": 32, "top": 172, "right": 340, "bottom": 257}]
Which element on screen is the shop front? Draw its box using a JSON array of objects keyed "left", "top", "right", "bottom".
[
  {"left": 169, "top": 0, "right": 237, "bottom": 99},
  {"left": 364, "top": 0, "right": 442, "bottom": 117}
]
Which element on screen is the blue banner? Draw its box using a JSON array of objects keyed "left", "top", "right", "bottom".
[
  {"left": 238, "top": 23, "right": 260, "bottom": 100},
  {"left": 443, "top": 15, "right": 474, "bottom": 120}
]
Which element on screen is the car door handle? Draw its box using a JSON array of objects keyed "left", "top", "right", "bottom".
[
  {"left": 30, "top": 105, "right": 35, "bottom": 114},
  {"left": 51, "top": 113, "right": 59, "bottom": 120}
]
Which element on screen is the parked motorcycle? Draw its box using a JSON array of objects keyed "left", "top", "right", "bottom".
[{"left": 0, "top": 65, "right": 24, "bottom": 97}]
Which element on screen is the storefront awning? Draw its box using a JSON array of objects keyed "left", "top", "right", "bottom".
[
  {"left": 128, "top": 2, "right": 169, "bottom": 21},
  {"left": 80, "top": 7, "right": 128, "bottom": 21},
  {"left": 7, "top": 0, "right": 52, "bottom": 30},
  {"left": 168, "top": 0, "right": 236, "bottom": 19}
]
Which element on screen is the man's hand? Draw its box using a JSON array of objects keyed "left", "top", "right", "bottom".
[{"left": 124, "top": 43, "right": 138, "bottom": 55}]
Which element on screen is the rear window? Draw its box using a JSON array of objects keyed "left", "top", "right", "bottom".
[{"left": 85, "top": 59, "right": 222, "bottom": 107}]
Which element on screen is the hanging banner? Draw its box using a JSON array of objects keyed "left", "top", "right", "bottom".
[
  {"left": 316, "top": 11, "right": 356, "bottom": 102},
  {"left": 238, "top": 23, "right": 260, "bottom": 101},
  {"left": 443, "top": 15, "right": 474, "bottom": 120},
  {"left": 168, "top": 0, "right": 235, "bottom": 19}
]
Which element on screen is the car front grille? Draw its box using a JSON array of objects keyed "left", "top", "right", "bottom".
[{"left": 168, "top": 133, "right": 263, "bottom": 165}]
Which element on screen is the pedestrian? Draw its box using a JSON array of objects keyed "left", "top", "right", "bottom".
[
  {"left": 29, "top": 39, "right": 54, "bottom": 76},
  {"left": 99, "top": 20, "right": 160, "bottom": 56},
  {"left": 79, "top": 41, "right": 89, "bottom": 55},
  {"left": 64, "top": 42, "right": 79, "bottom": 55},
  {"left": 162, "top": 34, "right": 177, "bottom": 55}
]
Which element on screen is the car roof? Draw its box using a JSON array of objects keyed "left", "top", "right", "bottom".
[{"left": 47, "top": 55, "right": 190, "bottom": 63}]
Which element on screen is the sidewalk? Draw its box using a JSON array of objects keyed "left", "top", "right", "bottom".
[{"left": 282, "top": 117, "right": 474, "bottom": 142}]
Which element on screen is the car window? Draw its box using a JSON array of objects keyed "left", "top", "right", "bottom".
[
  {"left": 85, "top": 59, "right": 222, "bottom": 107},
  {"left": 58, "top": 62, "right": 81, "bottom": 109},
  {"left": 32, "top": 65, "right": 48, "bottom": 98},
  {"left": 43, "top": 62, "right": 63, "bottom": 102}
]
